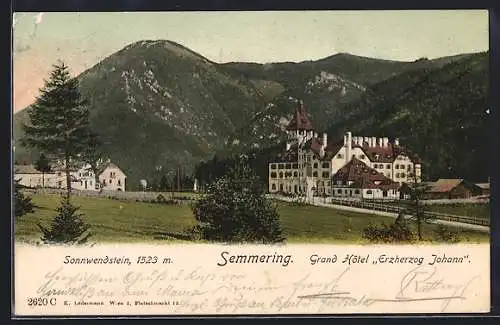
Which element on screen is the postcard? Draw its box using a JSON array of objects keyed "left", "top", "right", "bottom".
[{"left": 12, "top": 10, "right": 491, "bottom": 316}]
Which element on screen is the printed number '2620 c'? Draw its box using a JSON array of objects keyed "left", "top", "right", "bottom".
[{"left": 27, "top": 297, "right": 57, "bottom": 306}]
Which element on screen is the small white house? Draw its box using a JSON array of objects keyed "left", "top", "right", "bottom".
[
  {"left": 14, "top": 165, "right": 45, "bottom": 188},
  {"left": 99, "top": 163, "right": 127, "bottom": 191},
  {"left": 71, "top": 164, "right": 99, "bottom": 191},
  {"left": 14, "top": 164, "right": 63, "bottom": 188}
]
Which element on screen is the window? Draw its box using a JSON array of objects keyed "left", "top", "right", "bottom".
[
  {"left": 396, "top": 173, "right": 400, "bottom": 178},
  {"left": 407, "top": 165, "right": 412, "bottom": 171},
  {"left": 367, "top": 190, "right": 373, "bottom": 194},
  {"left": 79, "top": 173, "right": 82, "bottom": 177},
  {"left": 359, "top": 155, "right": 366, "bottom": 160},
  {"left": 293, "top": 172, "right": 298, "bottom": 177},
  {"left": 109, "top": 179, "right": 112, "bottom": 184},
  {"left": 386, "top": 164, "right": 391, "bottom": 169},
  {"left": 354, "top": 189, "right": 360, "bottom": 194},
  {"left": 90, "top": 181, "right": 93, "bottom": 186},
  {"left": 292, "top": 163, "right": 298, "bottom": 169},
  {"left": 319, "top": 181, "right": 324, "bottom": 186},
  {"left": 313, "top": 162, "right": 318, "bottom": 168},
  {"left": 270, "top": 164, "right": 277, "bottom": 170},
  {"left": 322, "top": 171, "right": 329, "bottom": 178},
  {"left": 80, "top": 181, "right": 83, "bottom": 186},
  {"left": 271, "top": 184, "right": 276, "bottom": 190},
  {"left": 279, "top": 172, "right": 283, "bottom": 178},
  {"left": 278, "top": 164, "right": 284, "bottom": 169},
  {"left": 337, "top": 189, "right": 342, "bottom": 194},
  {"left": 285, "top": 163, "right": 292, "bottom": 169},
  {"left": 270, "top": 172, "right": 277, "bottom": 178},
  {"left": 313, "top": 171, "right": 318, "bottom": 177},
  {"left": 344, "top": 190, "right": 348, "bottom": 194},
  {"left": 400, "top": 173, "right": 406, "bottom": 178},
  {"left": 322, "top": 162, "right": 329, "bottom": 168},
  {"left": 337, "top": 154, "right": 343, "bottom": 159},
  {"left": 118, "top": 179, "right": 121, "bottom": 186},
  {"left": 395, "top": 165, "right": 399, "bottom": 169}
]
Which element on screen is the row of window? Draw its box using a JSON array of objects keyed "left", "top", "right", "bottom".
[
  {"left": 270, "top": 171, "right": 330, "bottom": 179},
  {"left": 334, "top": 189, "right": 362, "bottom": 195},
  {"left": 271, "top": 163, "right": 299, "bottom": 170},
  {"left": 270, "top": 183, "right": 330, "bottom": 194},
  {"left": 395, "top": 164, "right": 413, "bottom": 171},
  {"left": 373, "top": 164, "right": 391, "bottom": 169},
  {"left": 270, "top": 162, "right": 330, "bottom": 170}
]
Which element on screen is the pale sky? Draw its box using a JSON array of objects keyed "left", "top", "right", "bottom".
[{"left": 12, "top": 10, "right": 489, "bottom": 113}]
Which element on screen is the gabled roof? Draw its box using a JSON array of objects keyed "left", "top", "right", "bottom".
[
  {"left": 476, "top": 183, "right": 490, "bottom": 190},
  {"left": 98, "top": 162, "right": 126, "bottom": 177},
  {"left": 14, "top": 165, "right": 42, "bottom": 174},
  {"left": 331, "top": 157, "right": 399, "bottom": 190},
  {"left": 286, "top": 100, "right": 314, "bottom": 131},
  {"left": 427, "top": 179, "right": 465, "bottom": 193}
]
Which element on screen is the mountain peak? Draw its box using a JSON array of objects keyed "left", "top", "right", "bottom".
[{"left": 121, "top": 39, "right": 215, "bottom": 64}]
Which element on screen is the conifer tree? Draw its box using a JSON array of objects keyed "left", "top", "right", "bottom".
[
  {"left": 38, "top": 195, "right": 91, "bottom": 244},
  {"left": 21, "top": 60, "right": 94, "bottom": 198},
  {"left": 21, "top": 61, "right": 93, "bottom": 244}
]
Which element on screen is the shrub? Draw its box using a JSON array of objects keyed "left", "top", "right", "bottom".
[
  {"left": 14, "top": 179, "right": 35, "bottom": 218},
  {"left": 191, "top": 161, "right": 284, "bottom": 244},
  {"left": 362, "top": 214, "right": 415, "bottom": 243},
  {"left": 434, "top": 224, "right": 461, "bottom": 243}
]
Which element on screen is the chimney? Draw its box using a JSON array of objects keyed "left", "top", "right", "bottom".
[
  {"left": 383, "top": 137, "right": 389, "bottom": 147},
  {"left": 319, "top": 146, "right": 325, "bottom": 158},
  {"left": 371, "top": 137, "right": 376, "bottom": 147},
  {"left": 286, "top": 142, "right": 291, "bottom": 151},
  {"left": 314, "top": 132, "right": 318, "bottom": 139},
  {"left": 322, "top": 133, "right": 327, "bottom": 149},
  {"left": 394, "top": 138, "right": 400, "bottom": 146},
  {"left": 364, "top": 137, "right": 369, "bottom": 146},
  {"left": 377, "top": 138, "right": 382, "bottom": 147},
  {"left": 345, "top": 131, "right": 352, "bottom": 164}
]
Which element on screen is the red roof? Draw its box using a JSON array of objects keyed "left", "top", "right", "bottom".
[
  {"left": 352, "top": 142, "right": 421, "bottom": 164},
  {"left": 427, "top": 179, "right": 464, "bottom": 193},
  {"left": 332, "top": 157, "right": 399, "bottom": 190},
  {"left": 286, "top": 100, "right": 314, "bottom": 131}
]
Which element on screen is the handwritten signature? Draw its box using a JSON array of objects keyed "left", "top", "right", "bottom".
[{"left": 296, "top": 265, "right": 479, "bottom": 312}]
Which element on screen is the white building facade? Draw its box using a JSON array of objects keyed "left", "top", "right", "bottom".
[{"left": 268, "top": 100, "right": 422, "bottom": 197}]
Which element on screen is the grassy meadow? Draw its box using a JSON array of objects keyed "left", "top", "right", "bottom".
[
  {"left": 14, "top": 193, "right": 489, "bottom": 244},
  {"left": 425, "top": 203, "right": 490, "bottom": 219}
]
